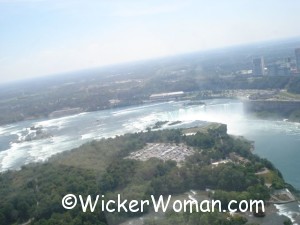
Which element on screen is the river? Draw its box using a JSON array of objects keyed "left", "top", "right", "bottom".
[{"left": 0, "top": 99, "right": 300, "bottom": 223}]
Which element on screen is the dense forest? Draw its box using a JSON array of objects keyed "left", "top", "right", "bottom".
[{"left": 0, "top": 124, "right": 290, "bottom": 225}]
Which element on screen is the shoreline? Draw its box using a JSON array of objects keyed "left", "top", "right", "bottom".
[
  {"left": 3, "top": 100, "right": 300, "bottom": 129},
  {"left": 121, "top": 190, "right": 299, "bottom": 225}
]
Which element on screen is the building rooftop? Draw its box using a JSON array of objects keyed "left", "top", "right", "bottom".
[{"left": 125, "top": 142, "right": 194, "bottom": 164}]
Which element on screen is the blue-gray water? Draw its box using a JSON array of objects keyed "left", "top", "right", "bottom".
[
  {"left": 0, "top": 99, "right": 300, "bottom": 223},
  {"left": 0, "top": 99, "right": 299, "bottom": 188}
]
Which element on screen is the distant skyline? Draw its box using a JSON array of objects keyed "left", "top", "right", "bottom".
[{"left": 1, "top": 0, "right": 300, "bottom": 83}]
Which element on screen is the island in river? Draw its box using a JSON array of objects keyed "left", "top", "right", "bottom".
[{"left": 0, "top": 123, "right": 297, "bottom": 225}]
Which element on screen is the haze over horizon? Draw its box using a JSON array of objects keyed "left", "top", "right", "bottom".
[{"left": 1, "top": 0, "right": 300, "bottom": 83}]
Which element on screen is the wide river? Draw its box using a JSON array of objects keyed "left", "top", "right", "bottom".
[{"left": 0, "top": 99, "right": 300, "bottom": 223}]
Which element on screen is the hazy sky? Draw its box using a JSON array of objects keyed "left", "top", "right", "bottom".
[{"left": 1, "top": 0, "right": 300, "bottom": 82}]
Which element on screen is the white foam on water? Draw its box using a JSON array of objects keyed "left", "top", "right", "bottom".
[
  {"left": 26, "top": 139, "right": 54, "bottom": 162},
  {"left": 26, "top": 135, "right": 78, "bottom": 162},
  {"left": 1, "top": 99, "right": 300, "bottom": 180},
  {"left": 0, "top": 142, "right": 30, "bottom": 171},
  {"left": 77, "top": 112, "right": 89, "bottom": 116},
  {"left": 112, "top": 102, "right": 169, "bottom": 117},
  {"left": 119, "top": 102, "right": 246, "bottom": 136},
  {"left": 58, "top": 112, "right": 91, "bottom": 121},
  {"left": 178, "top": 104, "right": 242, "bottom": 123},
  {"left": 115, "top": 102, "right": 167, "bottom": 114},
  {"left": 81, "top": 133, "right": 96, "bottom": 140},
  {"left": 0, "top": 133, "right": 83, "bottom": 172},
  {"left": 112, "top": 108, "right": 141, "bottom": 117},
  {"left": 0, "top": 150, "right": 8, "bottom": 171},
  {"left": 10, "top": 128, "right": 25, "bottom": 135},
  {"left": 9, "top": 130, "right": 22, "bottom": 142},
  {"left": 275, "top": 204, "right": 300, "bottom": 224},
  {"left": 0, "top": 127, "right": 9, "bottom": 135},
  {"left": 122, "top": 113, "right": 161, "bottom": 132},
  {"left": 0, "top": 124, "right": 19, "bottom": 135},
  {"left": 34, "top": 116, "right": 71, "bottom": 130}
]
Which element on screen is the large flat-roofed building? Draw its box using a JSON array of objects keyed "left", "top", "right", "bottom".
[
  {"left": 149, "top": 91, "right": 184, "bottom": 101},
  {"left": 253, "top": 57, "right": 265, "bottom": 76},
  {"left": 295, "top": 48, "right": 300, "bottom": 72}
]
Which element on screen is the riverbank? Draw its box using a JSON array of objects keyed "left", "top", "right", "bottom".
[
  {"left": 243, "top": 99, "right": 300, "bottom": 123},
  {"left": 1, "top": 99, "right": 300, "bottom": 224},
  {"left": 120, "top": 190, "right": 298, "bottom": 225}
]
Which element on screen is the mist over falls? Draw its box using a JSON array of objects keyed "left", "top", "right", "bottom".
[{"left": 0, "top": 99, "right": 300, "bottom": 190}]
